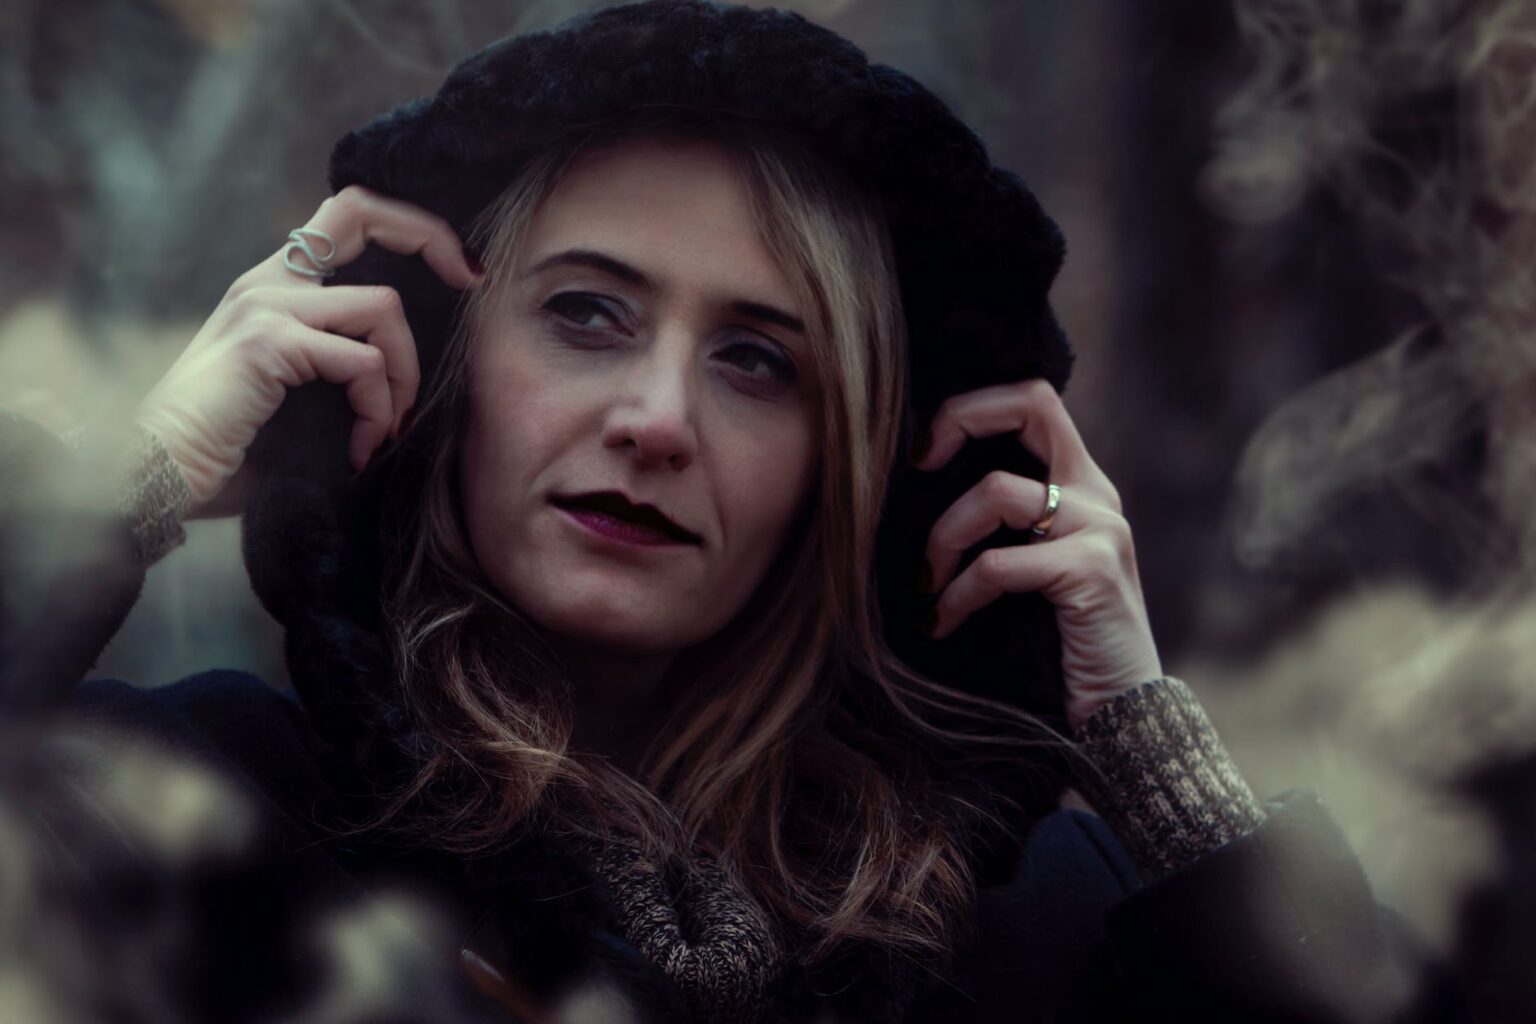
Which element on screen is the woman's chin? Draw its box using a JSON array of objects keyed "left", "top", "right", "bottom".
[{"left": 493, "top": 549, "right": 727, "bottom": 654}]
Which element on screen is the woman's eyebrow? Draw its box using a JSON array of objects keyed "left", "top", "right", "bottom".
[
  {"left": 733, "top": 300, "right": 805, "bottom": 336},
  {"left": 525, "top": 248, "right": 805, "bottom": 335},
  {"left": 526, "top": 248, "right": 651, "bottom": 287}
]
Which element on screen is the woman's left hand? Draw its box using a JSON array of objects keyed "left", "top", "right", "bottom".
[{"left": 913, "top": 379, "right": 1161, "bottom": 733}]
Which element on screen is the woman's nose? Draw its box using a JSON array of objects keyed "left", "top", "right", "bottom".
[{"left": 599, "top": 334, "right": 700, "bottom": 471}]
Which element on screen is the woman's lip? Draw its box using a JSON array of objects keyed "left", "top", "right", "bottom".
[{"left": 556, "top": 504, "right": 695, "bottom": 547}]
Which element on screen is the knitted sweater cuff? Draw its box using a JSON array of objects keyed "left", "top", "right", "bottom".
[
  {"left": 61, "top": 422, "right": 191, "bottom": 568},
  {"left": 1072, "top": 677, "right": 1266, "bottom": 882}
]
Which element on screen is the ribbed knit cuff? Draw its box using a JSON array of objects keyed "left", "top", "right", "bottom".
[
  {"left": 1073, "top": 677, "right": 1266, "bottom": 882},
  {"left": 118, "top": 427, "right": 191, "bottom": 566},
  {"left": 63, "top": 422, "right": 191, "bottom": 568}
]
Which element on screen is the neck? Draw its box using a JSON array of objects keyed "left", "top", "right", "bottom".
[{"left": 544, "top": 634, "right": 677, "bottom": 776}]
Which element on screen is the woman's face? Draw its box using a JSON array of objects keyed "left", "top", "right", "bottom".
[{"left": 459, "top": 137, "right": 820, "bottom": 656}]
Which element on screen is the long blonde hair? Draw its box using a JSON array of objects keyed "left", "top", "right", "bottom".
[{"left": 378, "top": 111, "right": 1056, "bottom": 966}]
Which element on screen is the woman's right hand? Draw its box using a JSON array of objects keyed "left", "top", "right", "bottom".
[{"left": 135, "top": 185, "right": 483, "bottom": 517}]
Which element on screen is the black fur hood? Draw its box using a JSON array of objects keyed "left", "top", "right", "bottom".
[{"left": 240, "top": 0, "right": 1076, "bottom": 875}]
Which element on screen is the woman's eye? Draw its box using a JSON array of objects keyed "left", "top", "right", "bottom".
[
  {"left": 717, "top": 340, "right": 797, "bottom": 388},
  {"left": 544, "top": 293, "right": 622, "bottom": 330}
]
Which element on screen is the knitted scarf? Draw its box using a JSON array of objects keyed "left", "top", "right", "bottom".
[{"left": 589, "top": 841, "right": 782, "bottom": 1023}]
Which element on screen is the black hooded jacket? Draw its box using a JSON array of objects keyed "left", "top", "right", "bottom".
[{"left": 0, "top": 1, "right": 1469, "bottom": 1019}]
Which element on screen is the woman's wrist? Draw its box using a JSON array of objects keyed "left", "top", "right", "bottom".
[
  {"left": 65, "top": 420, "right": 192, "bottom": 568},
  {"left": 118, "top": 425, "right": 193, "bottom": 566},
  {"left": 1071, "top": 677, "right": 1266, "bottom": 882}
]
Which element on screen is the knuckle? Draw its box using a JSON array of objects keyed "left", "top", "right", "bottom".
[
  {"left": 358, "top": 343, "right": 387, "bottom": 373},
  {"left": 223, "top": 269, "right": 258, "bottom": 302},
  {"left": 230, "top": 317, "right": 287, "bottom": 376},
  {"left": 225, "top": 284, "right": 271, "bottom": 319},
  {"left": 332, "top": 184, "right": 371, "bottom": 213},
  {"left": 1100, "top": 512, "right": 1137, "bottom": 562},
  {"left": 234, "top": 313, "right": 284, "bottom": 354},
  {"left": 1108, "top": 514, "right": 1139, "bottom": 564},
  {"left": 1081, "top": 537, "right": 1120, "bottom": 583},
  {"left": 975, "top": 546, "right": 1009, "bottom": 582},
  {"left": 981, "top": 469, "right": 1016, "bottom": 503},
  {"left": 265, "top": 316, "right": 311, "bottom": 358},
  {"left": 1104, "top": 510, "right": 1133, "bottom": 545},
  {"left": 368, "top": 285, "right": 404, "bottom": 316},
  {"left": 1036, "top": 381, "right": 1065, "bottom": 410},
  {"left": 1017, "top": 377, "right": 1053, "bottom": 401}
]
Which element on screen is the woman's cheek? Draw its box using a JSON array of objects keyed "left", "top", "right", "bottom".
[{"left": 744, "top": 427, "right": 817, "bottom": 547}]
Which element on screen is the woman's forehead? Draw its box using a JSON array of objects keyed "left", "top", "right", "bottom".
[{"left": 518, "top": 137, "right": 803, "bottom": 319}]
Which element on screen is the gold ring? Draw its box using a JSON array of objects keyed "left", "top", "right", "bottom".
[{"left": 1030, "top": 483, "right": 1061, "bottom": 537}]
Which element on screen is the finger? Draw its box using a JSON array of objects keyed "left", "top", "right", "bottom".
[
  {"left": 273, "top": 322, "right": 395, "bottom": 471},
  {"left": 914, "top": 379, "right": 1114, "bottom": 496},
  {"left": 266, "top": 184, "right": 483, "bottom": 291},
  {"left": 317, "top": 185, "right": 482, "bottom": 290},
  {"left": 927, "top": 531, "right": 1129, "bottom": 640},
  {"left": 270, "top": 284, "right": 422, "bottom": 436},
  {"left": 922, "top": 473, "right": 1111, "bottom": 592}
]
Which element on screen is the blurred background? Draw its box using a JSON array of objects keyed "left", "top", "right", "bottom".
[{"left": 6, "top": 0, "right": 1536, "bottom": 1017}]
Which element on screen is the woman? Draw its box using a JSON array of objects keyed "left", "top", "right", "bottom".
[{"left": 0, "top": 1, "right": 1460, "bottom": 1021}]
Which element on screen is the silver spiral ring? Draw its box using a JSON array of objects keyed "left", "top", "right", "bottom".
[{"left": 282, "top": 227, "right": 339, "bottom": 280}]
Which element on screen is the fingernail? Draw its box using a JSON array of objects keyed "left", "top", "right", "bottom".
[
  {"left": 915, "top": 561, "right": 933, "bottom": 593},
  {"left": 910, "top": 429, "right": 933, "bottom": 467}
]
